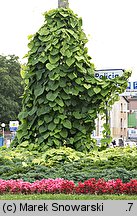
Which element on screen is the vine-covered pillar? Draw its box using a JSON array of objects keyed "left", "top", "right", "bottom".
[{"left": 58, "top": 0, "right": 69, "bottom": 8}]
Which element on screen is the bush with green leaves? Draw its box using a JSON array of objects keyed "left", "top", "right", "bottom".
[
  {"left": 0, "top": 146, "right": 137, "bottom": 183},
  {"left": 11, "top": 7, "right": 131, "bottom": 152},
  {"left": 1, "top": 162, "right": 137, "bottom": 183}
]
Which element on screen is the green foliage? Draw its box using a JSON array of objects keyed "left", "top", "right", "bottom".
[
  {"left": 0, "top": 55, "right": 23, "bottom": 125},
  {"left": 1, "top": 146, "right": 137, "bottom": 183},
  {"left": 12, "top": 8, "right": 131, "bottom": 151},
  {"left": 2, "top": 164, "right": 137, "bottom": 184},
  {"left": 100, "top": 122, "right": 112, "bottom": 149}
]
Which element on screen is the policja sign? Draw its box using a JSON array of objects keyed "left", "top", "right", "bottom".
[
  {"left": 94, "top": 69, "right": 124, "bottom": 79},
  {"left": 9, "top": 121, "right": 19, "bottom": 132}
]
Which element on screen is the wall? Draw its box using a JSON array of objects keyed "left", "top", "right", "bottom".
[
  {"left": 111, "top": 97, "right": 128, "bottom": 139},
  {"left": 94, "top": 96, "right": 128, "bottom": 139}
]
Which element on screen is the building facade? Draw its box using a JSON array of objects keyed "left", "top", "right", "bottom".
[
  {"left": 110, "top": 96, "right": 128, "bottom": 139},
  {"left": 94, "top": 96, "right": 129, "bottom": 140},
  {"left": 127, "top": 96, "right": 137, "bottom": 139}
]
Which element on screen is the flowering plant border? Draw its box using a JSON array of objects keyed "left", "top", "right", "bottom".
[{"left": 0, "top": 178, "right": 137, "bottom": 195}]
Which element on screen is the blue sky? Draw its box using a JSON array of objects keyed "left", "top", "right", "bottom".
[{"left": 0, "top": 0, "right": 136, "bottom": 80}]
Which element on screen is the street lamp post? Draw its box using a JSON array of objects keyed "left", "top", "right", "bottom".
[
  {"left": 1, "top": 123, "right": 5, "bottom": 139},
  {"left": 58, "top": 0, "right": 69, "bottom": 8}
]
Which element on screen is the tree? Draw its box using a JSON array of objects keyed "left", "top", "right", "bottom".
[
  {"left": 12, "top": 8, "right": 131, "bottom": 152},
  {"left": 0, "top": 55, "right": 23, "bottom": 126}
]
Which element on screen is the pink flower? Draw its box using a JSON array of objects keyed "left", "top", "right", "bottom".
[{"left": 0, "top": 178, "right": 137, "bottom": 195}]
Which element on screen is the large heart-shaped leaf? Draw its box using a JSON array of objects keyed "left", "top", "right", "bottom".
[
  {"left": 63, "top": 119, "right": 72, "bottom": 129},
  {"left": 60, "top": 129, "right": 68, "bottom": 138},
  {"left": 66, "top": 58, "right": 75, "bottom": 67},
  {"left": 34, "top": 86, "right": 45, "bottom": 98},
  {"left": 46, "top": 91, "right": 58, "bottom": 101},
  {"left": 93, "top": 87, "right": 101, "bottom": 94},
  {"left": 46, "top": 63, "right": 58, "bottom": 71}
]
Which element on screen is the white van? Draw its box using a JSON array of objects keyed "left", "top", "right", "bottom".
[{"left": 124, "top": 141, "right": 136, "bottom": 147}]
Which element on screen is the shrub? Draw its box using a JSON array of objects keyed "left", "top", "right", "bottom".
[{"left": 1, "top": 146, "right": 137, "bottom": 183}]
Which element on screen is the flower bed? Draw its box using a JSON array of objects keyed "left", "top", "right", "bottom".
[{"left": 0, "top": 178, "right": 137, "bottom": 195}]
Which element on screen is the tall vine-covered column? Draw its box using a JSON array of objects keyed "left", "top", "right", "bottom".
[{"left": 11, "top": 5, "right": 131, "bottom": 152}]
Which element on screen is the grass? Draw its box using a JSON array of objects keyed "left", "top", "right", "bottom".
[{"left": 0, "top": 194, "right": 137, "bottom": 200}]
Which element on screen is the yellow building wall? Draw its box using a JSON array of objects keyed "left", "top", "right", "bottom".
[{"left": 95, "top": 96, "right": 128, "bottom": 139}]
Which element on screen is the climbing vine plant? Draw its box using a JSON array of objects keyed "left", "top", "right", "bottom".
[{"left": 12, "top": 8, "right": 131, "bottom": 152}]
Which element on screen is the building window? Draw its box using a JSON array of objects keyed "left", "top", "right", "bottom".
[
  {"left": 120, "top": 118, "right": 123, "bottom": 128},
  {"left": 121, "top": 103, "right": 123, "bottom": 112}
]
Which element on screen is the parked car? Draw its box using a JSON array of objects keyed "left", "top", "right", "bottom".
[
  {"left": 124, "top": 140, "right": 137, "bottom": 147},
  {"left": 112, "top": 138, "right": 124, "bottom": 147}
]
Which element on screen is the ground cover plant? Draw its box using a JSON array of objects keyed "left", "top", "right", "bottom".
[{"left": 1, "top": 146, "right": 137, "bottom": 183}]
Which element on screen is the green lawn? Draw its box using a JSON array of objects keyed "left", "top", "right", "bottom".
[{"left": 0, "top": 194, "right": 137, "bottom": 200}]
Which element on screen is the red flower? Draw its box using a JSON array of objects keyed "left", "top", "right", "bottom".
[{"left": 0, "top": 178, "right": 137, "bottom": 195}]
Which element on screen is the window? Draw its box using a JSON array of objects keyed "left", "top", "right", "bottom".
[
  {"left": 121, "top": 103, "right": 123, "bottom": 112},
  {"left": 120, "top": 118, "right": 123, "bottom": 128}
]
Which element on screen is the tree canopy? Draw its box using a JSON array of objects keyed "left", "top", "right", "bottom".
[
  {"left": 12, "top": 8, "right": 131, "bottom": 152},
  {"left": 0, "top": 54, "right": 23, "bottom": 126}
]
